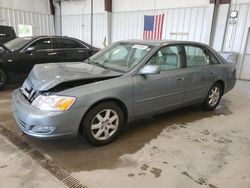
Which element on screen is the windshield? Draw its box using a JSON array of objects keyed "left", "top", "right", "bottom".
[
  {"left": 89, "top": 43, "right": 152, "bottom": 72},
  {"left": 4, "top": 37, "right": 33, "bottom": 51}
]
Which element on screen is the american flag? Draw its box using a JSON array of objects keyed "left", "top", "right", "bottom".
[{"left": 143, "top": 14, "right": 165, "bottom": 40}]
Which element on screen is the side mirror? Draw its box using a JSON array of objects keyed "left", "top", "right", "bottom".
[
  {"left": 0, "top": 46, "right": 5, "bottom": 53},
  {"left": 24, "top": 46, "right": 36, "bottom": 53},
  {"left": 138, "top": 65, "right": 161, "bottom": 75}
]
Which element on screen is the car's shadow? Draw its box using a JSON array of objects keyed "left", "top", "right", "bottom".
[{"left": 21, "top": 98, "right": 232, "bottom": 172}]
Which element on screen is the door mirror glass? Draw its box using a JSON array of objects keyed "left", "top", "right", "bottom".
[
  {"left": 139, "top": 65, "right": 161, "bottom": 75},
  {"left": 24, "top": 46, "right": 36, "bottom": 53}
]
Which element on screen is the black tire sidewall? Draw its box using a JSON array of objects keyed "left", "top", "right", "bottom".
[
  {"left": 82, "top": 102, "right": 124, "bottom": 146},
  {"left": 203, "top": 83, "right": 222, "bottom": 111},
  {"left": 0, "top": 68, "right": 7, "bottom": 90}
]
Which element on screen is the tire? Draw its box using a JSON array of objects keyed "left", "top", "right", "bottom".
[
  {"left": 203, "top": 83, "right": 223, "bottom": 111},
  {"left": 0, "top": 68, "right": 7, "bottom": 90},
  {"left": 81, "top": 102, "right": 125, "bottom": 146}
]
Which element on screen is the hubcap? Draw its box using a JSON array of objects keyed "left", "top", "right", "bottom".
[
  {"left": 91, "top": 109, "right": 119, "bottom": 141},
  {"left": 208, "top": 86, "right": 220, "bottom": 107}
]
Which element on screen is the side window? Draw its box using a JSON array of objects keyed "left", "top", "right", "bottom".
[
  {"left": 53, "top": 38, "right": 85, "bottom": 49},
  {"left": 148, "top": 45, "right": 181, "bottom": 70},
  {"left": 185, "top": 46, "right": 210, "bottom": 67},
  {"left": 28, "top": 38, "right": 52, "bottom": 50}
]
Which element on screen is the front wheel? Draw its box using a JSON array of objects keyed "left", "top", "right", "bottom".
[
  {"left": 203, "top": 83, "right": 222, "bottom": 111},
  {"left": 81, "top": 102, "right": 124, "bottom": 146},
  {"left": 0, "top": 68, "right": 7, "bottom": 90}
]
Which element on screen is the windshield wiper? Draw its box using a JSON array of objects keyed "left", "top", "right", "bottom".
[
  {"left": 90, "top": 61, "right": 108, "bottom": 69},
  {"left": 85, "top": 58, "right": 125, "bottom": 73}
]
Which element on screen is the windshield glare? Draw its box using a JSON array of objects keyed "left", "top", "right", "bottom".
[
  {"left": 4, "top": 37, "right": 32, "bottom": 51},
  {"left": 90, "top": 43, "right": 152, "bottom": 72}
]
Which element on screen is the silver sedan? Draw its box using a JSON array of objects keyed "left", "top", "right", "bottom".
[{"left": 12, "top": 40, "right": 236, "bottom": 146}]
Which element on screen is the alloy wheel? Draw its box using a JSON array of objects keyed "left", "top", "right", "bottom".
[
  {"left": 208, "top": 86, "right": 220, "bottom": 107},
  {"left": 91, "top": 109, "right": 119, "bottom": 141}
]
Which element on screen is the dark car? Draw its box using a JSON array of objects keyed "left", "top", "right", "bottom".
[
  {"left": 0, "top": 36, "right": 99, "bottom": 89},
  {"left": 0, "top": 25, "right": 16, "bottom": 44}
]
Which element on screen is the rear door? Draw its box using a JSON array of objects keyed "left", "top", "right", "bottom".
[
  {"left": 52, "top": 38, "right": 91, "bottom": 62},
  {"left": 133, "top": 45, "right": 186, "bottom": 117},
  {"left": 182, "top": 45, "right": 216, "bottom": 104}
]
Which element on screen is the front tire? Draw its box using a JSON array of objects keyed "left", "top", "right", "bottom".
[
  {"left": 0, "top": 68, "right": 7, "bottom": 90},
  {"left": 81, "top": 102, "right": 124, "bottom": 146},
  {"left": 203, "top": 83, "right": 222, "bottom": 111}
]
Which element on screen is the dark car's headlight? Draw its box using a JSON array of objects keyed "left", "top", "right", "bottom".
[{"left": 31, "top": 95, "right": 76, "bottom": 111}]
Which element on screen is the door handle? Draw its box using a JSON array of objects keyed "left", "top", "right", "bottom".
[
  {"left": 48, "top": 52, "right": 57, "bottom": 56},
  {"left": 177, "top": 77, "right": 184, "bottom": 81},
  {"left": 78, "top": 50, "right": 84, "bottom": 53}
]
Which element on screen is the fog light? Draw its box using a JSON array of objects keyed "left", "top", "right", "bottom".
[{"left": 31, "top": 125, "right": 54, "bottom": 133}]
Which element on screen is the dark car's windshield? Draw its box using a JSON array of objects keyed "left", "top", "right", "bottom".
[
  {"left": 4, "top": 37, "right": 33, "bottom": 51},
  {"left": 89, "top": 43, "right": 152, "bottom": 72}
]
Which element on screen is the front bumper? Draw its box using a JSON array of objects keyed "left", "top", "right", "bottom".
[{"left": 12, "top": 89, "right": 88, "bottom": 139}]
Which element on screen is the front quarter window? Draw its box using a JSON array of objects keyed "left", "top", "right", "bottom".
[{"left": 89, "top": 43, "right": 152, "bottom": 72}]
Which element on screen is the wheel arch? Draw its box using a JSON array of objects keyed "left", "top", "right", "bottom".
[
  {"left": 214, "top": 80, "right": 225, "bottom": 95},
  {"left": 78, "top": 97, "right": 129, "bottom": 134}
]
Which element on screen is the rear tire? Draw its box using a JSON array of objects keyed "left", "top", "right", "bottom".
[
  {"left": 81, "top": 102, "right": 124, "bottom": 146},
  {"left": 0, "top": 68, "right": 7, "bottom": 90},
  {"left": 203, "top": 83, "right": 222, "bottom": 111}
]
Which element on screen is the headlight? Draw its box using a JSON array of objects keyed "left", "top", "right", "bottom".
[{"left": 31, "top": 95, "right": 76, "bottom": 111}]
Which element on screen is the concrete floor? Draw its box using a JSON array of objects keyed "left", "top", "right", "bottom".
[
  {"left": 0, "top": 134, "right": 67, "bottom": 188},
  {"left": 0, "top": 80, "right": 250, "bottom": 188}
]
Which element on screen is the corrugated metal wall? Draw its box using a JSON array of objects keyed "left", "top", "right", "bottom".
[
  {"left": 223, "top": 3, "right": 250, "bottom": 52},
  {"left": 61, "top": 6, "right": 210, "bottom": 48},
  {"left": 62, "top": 13, "right": 106, "bottom": 47},
  {"left": 222, "top": 3, "right": 250, "bottom": 79},
  {"left": 0, "top": 6, "right": 54, "bottom": 36},
  {"left": 112, "top": 7, "right": 209, "bottom": 43}
]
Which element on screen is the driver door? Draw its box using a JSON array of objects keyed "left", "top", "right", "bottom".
[{"left": 133, "top": 45, "right": 186, "bottom": 117}]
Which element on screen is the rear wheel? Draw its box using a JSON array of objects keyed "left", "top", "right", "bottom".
[
  {"left": 203, "top": 83, "right": 222, "bottom": 111},
  {"left": 0, "top": 68, "right": 7, "bottom": 90},
  {"left": 81, "top": 102, "right": 124, "bottom": 146}
]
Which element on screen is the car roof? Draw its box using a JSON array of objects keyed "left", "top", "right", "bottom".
[
  {"left": 119, "top": 39, "right": 209, "bottom": 47},
  {"left": 18, "top": 35, "right": 81, "bottom": 40}
]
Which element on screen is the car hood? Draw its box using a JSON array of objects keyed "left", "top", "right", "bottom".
[{"left": 26, "top": 62, "right": 122, "bottom": 91}]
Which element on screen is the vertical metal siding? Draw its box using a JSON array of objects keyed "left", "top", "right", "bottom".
[
  {"left": 223, "top": 3, "right": 250, "bottom": 52},
  {"left": 112, "top": 7, "right": 208, "bottom": 43},
  {"left": 0, "top": 7, "right": 54, "bottom": 36},
  {"left": 62, "top": 13, "right": 105, "bottom": 47}
]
